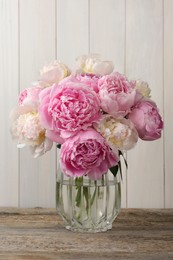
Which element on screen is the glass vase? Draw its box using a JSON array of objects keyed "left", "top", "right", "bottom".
[{"left": 56, "top": 168, "right": 121, "bottom": 233}]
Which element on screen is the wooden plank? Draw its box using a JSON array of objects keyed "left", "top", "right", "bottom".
[
  {"left": 90, "top": 0, "right": 125, "bottom": 73},
  {"left": 57, "top": 0, "right": 89, "bottom": 67},
  {"left": 0, "top": 208, "right": 172, "bottom": 259},
  {"left": 19, "top": 0, "right": 56, "bottom": 207},
  {"left": 90, "top": 0, "right": 127, "bottom": 208},
  {"left": 164, "top": 0, "right": 173, "bottom": 208},
  {"left": 126, "top": 0, "right": 164, "bottom": 207},
  {"left": 0, "top": 0, "right": 19, "bottom": 206}
]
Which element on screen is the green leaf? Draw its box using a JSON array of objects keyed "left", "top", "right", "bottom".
[
  {"left": 109, "top": 165, "right": 119, "bottom": 177},
  {"left": 119, "top": 151, "right": 128, "bottom": 169},
  {"left": 118, "top": 161, "right": 122, "bottom": 180},
  {"left": 123, "top": 157, "right": 128, "bottom": 169}
]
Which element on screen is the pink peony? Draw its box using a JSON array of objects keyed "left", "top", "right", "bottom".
[
  {"left": 73, "top": 74, "right": 100, "bottom": 93},
  {"left": 98, "top": 72, "right": 136, "bottom": 117},
  {"left": 38, "top": 80, "right": 101, "bottom": 142},
  {"left": 60, "top": 129, "right": 119, "bottom": 180},
  {"left": 60, "top": 74, "right": 100, "bottom": 93},
  {"left": 18, "top": 85, "right": 43, "bottom": 107},
  {"left": 128, "top": 99, "right": 163, "bottom": 141}
]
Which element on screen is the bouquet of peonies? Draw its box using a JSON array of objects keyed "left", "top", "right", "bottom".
[{"left": 10, "top": 54, "right": 163, "bottom": 180}]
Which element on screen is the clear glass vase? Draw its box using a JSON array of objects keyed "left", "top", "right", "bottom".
[{"left": 56, "top": 168, "right": 121, "bottom": 233}]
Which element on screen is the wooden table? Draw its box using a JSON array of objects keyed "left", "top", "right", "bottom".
[{"left": 0, "top": 208, "right": 172, "bottom": 259}]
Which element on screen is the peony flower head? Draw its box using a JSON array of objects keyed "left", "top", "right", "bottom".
[
  {"left": 38, "top": 79, "right": 101, "bottom": 141},
  {"left": 32, "top": 80, "right": 51, "bottom": 89},
  {"left": 10, "top": 106, "right": 53, "bottom": 157},
  {"left": 60, "top": 129, "right": 119, "bottom": 180},
  {"left": 128, "top": 99, "right": 163, "bottom": 141},
  {"left": 18, "top": 85, "right": 43, "bottom": 107},
  {"left": 75, "top": 54, "right": 114, "bottom": 76},
  {"left": 29, "top": 137, "right": 53, "bottom": 158},
  {"left": 94, "top": 115, "right": 138, "bottom": 152},
  {"left": 135, "top": 80, "right": 151, "bottom": 98},
  {"left": 74, "top": 73, "right": 100, "bottom": 93},
  {"left": 40, "top": 61, "right": 70, "bottom": 85},
  {"left": 98, "top": 72, "right": 136, "bottom": 117},
  {"left": 62, "top": 73, "right": 100, "bottom": 93},
  {"left": 10, "top": 54, "right": 164, "bottom": 177}
]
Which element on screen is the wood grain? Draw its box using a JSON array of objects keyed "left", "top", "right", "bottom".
[{"left": 0, "top": 208, "right": 172, "bottom": 259}]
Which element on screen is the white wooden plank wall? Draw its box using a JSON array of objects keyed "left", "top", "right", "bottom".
[
  {"left": 164, "top": 0, "right": 173, "bottom": 208},
  {"left": 0, "top": 0, "right": 19, "bottom": 206},
  {"left": 19, "top": 0, "right": 57, "bottom": 208},
  {"left": 126, "top": 0, "right": 164, "bottom": 208},
  {"left": 0, "top": 0, "right": 172, "bottom": 208}
]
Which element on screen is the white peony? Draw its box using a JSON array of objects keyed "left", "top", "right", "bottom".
[
  {"left": 94, "top": 115, "right": 138, "bottom": 152},
  {"left": 75, "top": 54, "right": 114, "bottom": 76}
]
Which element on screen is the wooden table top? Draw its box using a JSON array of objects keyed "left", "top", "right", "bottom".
[{"left": 0, "top": 208, "right": 172, "bottom": 260}]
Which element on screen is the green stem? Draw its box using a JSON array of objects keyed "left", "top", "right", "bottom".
[{"left": 75, "top": 177, "right": 98, "bottom": 215}]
